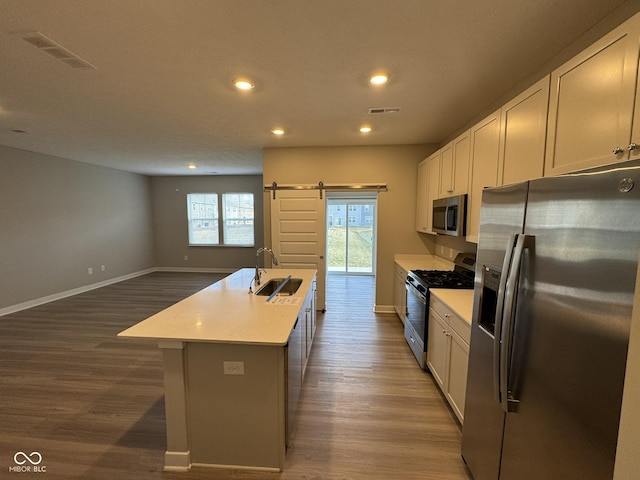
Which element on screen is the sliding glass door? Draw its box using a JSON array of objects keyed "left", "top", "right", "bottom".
[{"left": 326, "top": 194, "right": 376, "bottom": 275}]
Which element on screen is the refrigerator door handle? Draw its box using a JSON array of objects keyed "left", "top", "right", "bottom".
[
  {"left": 493, "top": 233, "right": 518, "bottom": 404},
  {"left": 500, "top": 233, "right": 534, "bottom": 413}
]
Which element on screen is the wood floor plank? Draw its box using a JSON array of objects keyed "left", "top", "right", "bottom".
[{"left": 0, "top": 272, "right": 471, "bottom": 479}]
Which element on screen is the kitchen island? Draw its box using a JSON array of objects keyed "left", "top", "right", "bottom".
[{"left": 118, "top": 268, "right": 317, "bottom": 472}]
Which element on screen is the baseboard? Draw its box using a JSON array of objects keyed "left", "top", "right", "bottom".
[
  {"left": 0, "top": 268, "right": 155, "bottom": 317},
  {"left": 0, "top": 267, "right": 237, "bottom": 318},
  {"left": 373, "top": 304, "right": 396, "bottom": 314},
  {"left": 155, "top": 267, "right": 236, "bottom": 274},
  {"left": 164, "top": 450, "right": 191, "bottom": 472}
]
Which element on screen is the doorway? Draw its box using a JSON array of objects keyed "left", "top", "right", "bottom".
[{"left": 326, "top": 193, "right": 377, "bottom": 275}]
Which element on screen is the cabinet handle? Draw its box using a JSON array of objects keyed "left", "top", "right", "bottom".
[
  {"left": 444, "top": 313, "right": 451, "bottom": 318},
  {"left": 613, "top": 147, "right": 624, "bottom": 154},
  {"left": 628, "top": 143, "right": 639, "bottom": 151},
  {"left": 442, "top": 329, "right": 447, "bottom": 334}
]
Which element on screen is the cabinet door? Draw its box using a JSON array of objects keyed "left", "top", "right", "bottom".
[
  {"left": 427, "top": 309, "right": 449, "bottom": 391},
  {"left": 451, "top": 130, "right": 470, "bottom": 195},
  {"left": 440, "top": 132, "right": 470, "bottom": 198},
  {"left": 545, "top": 15, "right": 640, "bottom": 175},
  {"left": 303, "top": 287, "right": 316, "bottom": 374},
  {"left": 446, "top": 328, "right": 470, "bottom": 424},
  {"left": 415, "top": 158, "right": 430, "bottom": 232},
  {"left": 499, "top": 76, "right": 550, "bottom": 185},
  {"left": 287, "top": 315, "right": 303, "bottom": 444},
  {"left": 310, "top": 280, "right": 316, "bottom": 338},
  {"left": 630, "top": 23, "right": 640, "bottom": 161},
  {"left": 426, "top": 153, "right": 441, "bottom": 234},
  {"left": 467, "top": 110, "right": 501, "bottom": 243},
  {"left": 439, "top": 142, "right": 454, "bottom": 197}
]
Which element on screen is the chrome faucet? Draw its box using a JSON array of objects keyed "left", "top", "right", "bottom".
[{"left": 255, "top": 247, "right": 279, "bottom": 286}]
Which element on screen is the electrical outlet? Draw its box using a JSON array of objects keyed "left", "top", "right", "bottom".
[
  {"left": 88, "top": 267, "right": 93, "bottom": 275},
  {"left": 184, "top": 255, "right": 188, "bottom": 261},
  {"left": 223, "top": 361, "right": 245, "bottom": 375},
  {"left": 101, "top": 265, "right": 105, "bottom": 272}
]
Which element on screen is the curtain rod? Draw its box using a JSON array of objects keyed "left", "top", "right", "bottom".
[{"left": 264, "top": 181, "right": 388, "bottom": 199}]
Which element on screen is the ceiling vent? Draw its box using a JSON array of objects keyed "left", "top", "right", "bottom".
[
  {"left": 20, "top": 31, "right": 97, "bottom": 70},
  {"left": 368, "top": 107, "right": 401, "bottom": 114}
]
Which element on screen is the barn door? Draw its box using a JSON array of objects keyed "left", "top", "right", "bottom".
[{"left": 270, "top": 189, "right": 326, "bottom": 311}]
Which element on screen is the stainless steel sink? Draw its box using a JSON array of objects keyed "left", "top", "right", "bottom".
[{"left": 255, "top": 277, "right": 303, "bottom": 296}]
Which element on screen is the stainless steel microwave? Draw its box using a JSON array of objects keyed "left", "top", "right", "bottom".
[{"left": 432, "top": 194, "right": 466, "bottom": 236}]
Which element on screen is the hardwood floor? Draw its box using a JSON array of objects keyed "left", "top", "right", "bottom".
[{"left": 0, "top": 272, "right": 472, "bottom": 479}]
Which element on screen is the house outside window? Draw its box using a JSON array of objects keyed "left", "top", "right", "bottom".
[{"left": 187, "top": 193, "right": 254, "bottom": 246}]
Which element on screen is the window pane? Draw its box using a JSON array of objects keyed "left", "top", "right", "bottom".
[
  {"left": 223, "top": 193, "right": 254, "bottom": 246},
  {"left": 187, "top": 193, "right": 219, "bottom": 244}
]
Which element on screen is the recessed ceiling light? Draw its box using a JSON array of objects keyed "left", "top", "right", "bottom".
[
  {"left": 360, "top": 126, "right": 372, "bottom": 133},
  {"left": 188, "top": 163, "right": 197, "bottom": 169},
  {"left": 234, "top": 78, "right": 255, "bottom": 91},
  {"left": 271, "top": 128, "right": 285, "bottom": 135},
  {"left": 369, "top": 73, "right": 389, "bottom": 85}
]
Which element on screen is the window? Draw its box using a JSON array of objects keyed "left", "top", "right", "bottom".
[
  {"left": 187, "top": 193, "right": 254, "bottom": 246},
  {"left": 223, "top": 193, "right": 254, "bottom": 245}
]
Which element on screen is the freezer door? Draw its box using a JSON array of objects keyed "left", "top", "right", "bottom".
[
  {"left": 499, "top": 163, "right": 640, "bottom": 479},
  {"left": 462, "top": 182, "right": 528, "bottom": 480}
]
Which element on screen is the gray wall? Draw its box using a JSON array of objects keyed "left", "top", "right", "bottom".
[
  {"left": 151, "top": 175, "right": 264, "bottom": 271},
  {"left": 0, "top": 146, "right": 155, "bottom": 310}
]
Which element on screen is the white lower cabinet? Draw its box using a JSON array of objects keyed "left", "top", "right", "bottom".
[
  {"left": 427, "top": 311, "right": 449, "bottom": 389},
  {"left": 427, "top": 295, "right": 471, "bottom": 424},
  {"left": 394, "top": 263, "right": 408, "bottom": 322}
]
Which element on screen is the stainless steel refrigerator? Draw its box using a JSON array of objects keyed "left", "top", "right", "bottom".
[{"left": 461, "top": 160, "right": 640, "bottom": 480}]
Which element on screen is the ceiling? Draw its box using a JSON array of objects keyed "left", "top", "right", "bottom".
[{"left": 0, "top": 0, "right": 635, "bottom": 176}]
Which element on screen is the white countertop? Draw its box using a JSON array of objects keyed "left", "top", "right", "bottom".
[
  {"left": 430, "top": 289, "right": 474, "bottom": 324},
  {"left": 118, "top": 268, "right": 316, "bottom": 346},
  {"left": 394, "top": 254, "right": 454, "bottom": 272}
]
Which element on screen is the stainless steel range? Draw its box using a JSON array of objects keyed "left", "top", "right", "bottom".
[{"left": 404, "top": 253, "right": 475, "bottom": 369}]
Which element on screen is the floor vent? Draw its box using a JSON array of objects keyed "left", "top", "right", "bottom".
[{"left": 20, "top": 31, "right": 97, "bottom": 70}]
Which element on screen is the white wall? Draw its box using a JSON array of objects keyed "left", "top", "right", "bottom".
[{"left": 0, "top": 146, "right": 155, "bottom": 311}]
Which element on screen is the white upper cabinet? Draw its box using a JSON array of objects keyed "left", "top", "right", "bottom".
[
  {"left": 426, "top": 152, "right": 441, "bottom": 233},
  {"left": 439, "top": 130, "right": 471, "bottom": 197},
  {"left": 498, "top": 76, "right": 550, "bottom": 186},
  {"left": 439, "top": 142, "right": 454, "bottom": 197},
  {"left": 630, "top": 18, "right": 640, "bottom": 160},
  {"left": 545, "top": 14, "right": 640, "bottom": 175},
  {"left": 416, "top": 150, "right": 442, "bottom": 234},
  {"left": 467, "top": 110, "right": 501, "bottom": 243}
]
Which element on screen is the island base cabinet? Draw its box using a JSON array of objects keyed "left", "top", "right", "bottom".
[
  {"left": 186, "top": 342, "right": 286, "bottom": 471},
  {"left": 118, "top": 269, "right": 318, "bottom": 473},
  {"left": 291, "top": 280, "right": 316, "bottom": 443},
  {"left": 286, "top": 316, "right": 303, "bottom": 446}
]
